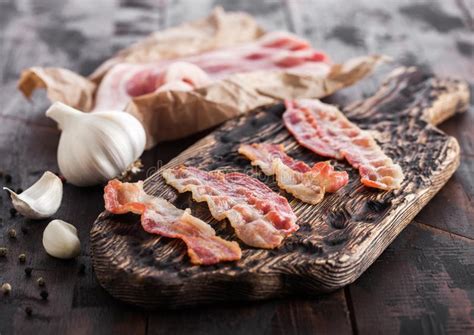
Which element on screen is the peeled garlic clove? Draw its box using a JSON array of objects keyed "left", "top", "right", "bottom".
[
  {"left": 46, "top": 102, "right": 146, "bottom": 187},
  {"left": 3, "top": 171, "right": 63, "bottom": 219},
  {"left": 42, "top": 219, "right": 81, "bottom": 259}
]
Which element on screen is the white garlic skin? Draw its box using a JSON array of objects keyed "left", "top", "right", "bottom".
[
  {"left": 3, "top": 171, "right": 63, "bottom": 219},
  {"left": 42, "top": 219, "right": 81, "bottom": 259},
  {"left": 46, "top": 102, "right": 146, "bottom": 186}
]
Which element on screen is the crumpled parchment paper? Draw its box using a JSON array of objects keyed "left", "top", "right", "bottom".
[{"left": 18, "top": 7, "right": 384, "bottom": 148}]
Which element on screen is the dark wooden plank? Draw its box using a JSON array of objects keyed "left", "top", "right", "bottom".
[
  {"left": 439, "top": 109, "right": 474, "bottom": 157},
  {"left": 164, "top": 0, "right": 215, "bottom": 28},
  {"left": 165, "top": 0, "right": 289, "bottom": 32},
  {"left": 65, "top": 307, "right": 146, "bottom": 334},
  {"left": 147, "top": 290, "right": 351, "bottom": 335},
  {"left": 0, "top": 0, "right": 116, "bottom": 125},
  {"left": 415, "top": 155, "right": 474, "bottom": 239},
  {"left": 348, "top": 221, "right": 474, "bottom": 334},
  {"left": 417, "top": 89, "right": 474, "bottom": 238},
  {"left": 113, "top": 0, "right": 161, "bottom": 50}
]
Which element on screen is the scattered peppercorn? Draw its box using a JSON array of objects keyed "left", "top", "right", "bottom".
[
  {"left": 21, "top": 226, "right": 28, "bottom": 235},
  {"left": 78, "top": 263, "right": 86, "bottom": 275},
  {"left": 4, "top": 174, "right": 12, "bottom": 183},
  {"left": 1, "top": 283, "right": 12, "bottom": 295},
  {"left": 25, "top": 267, "right": 32, "bottom": 277},
  {"left": 18, "top": 253, "right": 26, "bottom": 263},
  {"left": 0, "top": 247, "right": 7, "bottom": 257},
  {"left": 8, "top": 228, "right": 17, "bottom": 239},
  {"left": 0, "top": 170, "right": 3, "bottom": 178},
  {"left": 16, "top": 188, "right": 23, "bottom": 194},
  {"left": 40, "top": 290, "right": 48, "bottom": 300},
  {"left": 37, "top": 277, "right": 45, "bottom": 287},
  {"left": 9, "top": 208, "right": 17, "bottom": 217},
  {"left": 25, "top": 306, "right": 32, "bottom": 316}
]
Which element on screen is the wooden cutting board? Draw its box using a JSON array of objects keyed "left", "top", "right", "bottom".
[{"left": 90, "top": 67, "right": 469, "bottom": 309}]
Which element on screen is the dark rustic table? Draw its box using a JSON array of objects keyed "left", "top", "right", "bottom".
[{"left": 0, "top": 0, "right": 473, "bottom": 334}]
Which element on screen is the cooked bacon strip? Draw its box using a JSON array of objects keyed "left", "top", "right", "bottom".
[
  {"left": 94, "top": 31, "right": 330, "bottom": 111},
  {"left": 283, "top": 99, "right": 404, "bottom": 190},
  {"left": 104, "top": 179, "right": 241, "bottom": 265},
  {"left": 162, "top": 166, "right": 298, "bottom": 249},
  {"left": 238, "top": 143, "right": 348, "bottom": 204}
]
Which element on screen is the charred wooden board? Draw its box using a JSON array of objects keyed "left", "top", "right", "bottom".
[{"left": 90, "top": 67, "right": 469, "bottom": 309}]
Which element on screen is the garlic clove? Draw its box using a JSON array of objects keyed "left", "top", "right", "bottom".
[
  {"left": 45, "top": 102, "right": 146, "bottom": 187},
  {"left": 3, "top": 171, "right": 63, "bottom": 219},
  {"left": 42, "top": 219, "right": 81, "bottom": 259}
]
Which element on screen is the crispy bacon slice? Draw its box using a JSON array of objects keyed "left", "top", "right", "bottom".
[
  {"left": 283, "top": 99, "right": 404, "bottom": 190},
  {"left": 94, "top": 31, "right": 330, "bottom": 111},
  {"left": 104, "top": 179, "right": 241, "bottom": 265},
  {"left": 238, "top": 143, "right": 348, "bottom": 204},
  {"left": 162, "top": 166, "right": 298, "bottom": 249}
]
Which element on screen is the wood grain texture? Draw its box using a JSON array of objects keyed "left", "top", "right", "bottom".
[
  {"left": 348, "top": 221, "right": 474, "bottom": 334},
  {"left": 1, "top": 0, "right": 473, "bottom": 333},
  {"left": 147, "top": 290, "right": 352, "bottom": 335},
  {"left": 90, "top": 67, "right": 469, "bottom": 308},
  {"left": 0, "top": 1, "right": 153, "bottom": 333}
]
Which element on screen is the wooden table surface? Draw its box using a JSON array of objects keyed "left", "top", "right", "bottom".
[{"left": 0, "top": 0, "right": 472, "bottom": 334}]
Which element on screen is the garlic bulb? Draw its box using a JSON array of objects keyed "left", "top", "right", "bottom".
[
  {"left": 42, "top": 219, "right": 81, "bottom": 259},
  {"left": 3, "top": 171, "right": 63, "bottom": 219},
  {"left": 46, "top": 102, "right": 146, "bottom": 186}
]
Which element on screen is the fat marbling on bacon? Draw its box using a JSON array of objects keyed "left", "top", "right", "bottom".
[
  {"left": 162, "top": 166, "right": 298, "bottom": 249},
  {"left": 94, "top": 31, "right": 330, "bottom": 111},
  {"left": 283, "top": 99, "right": 404, "bottom": 190},
  {"left": 104, "top": 179, "right": 241, "bottom": 265},
  {"left": 238, "top": 143, "right": 348, "bottom": 204}
]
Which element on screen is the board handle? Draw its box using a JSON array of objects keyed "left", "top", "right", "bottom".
[{"left": 346, "top": 67, "right": 470, "bottom": 127}]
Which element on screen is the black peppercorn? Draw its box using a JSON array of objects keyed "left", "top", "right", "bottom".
[
  {"left": 9, "top": 208, "right": 17, "bottom": 217},
  {"left": 25, "top": 306, "right": 32, "bottom": 316},
  {"left": 1, "top": 283, "right": 11, "bottom": 295},
  {"left": 0, "top": 247, "right": 7, "bottom": 257},
  {"left": 18, "top": 253, "right": 26, "bottom": 263},
  {"left": 40, "top": 290, "right": 48, "bottom": 300},
  {"left": 21, "top": 226, "right": 28, "bottom": 235},
  {"left": 16, "top": 188, "right": 23, "bottom": 194},
  {"left": 8, "top": 228, "right": 16, "bottom": 239},
  {"left": 25, "top": 267, "right": 32, "bottom": 277},
  {"left": 4, "top": 174, "right": 12, "bottom": 183},
  {"left": 78, "top": 263, "right": 86, "bottom": 275},
  {"left": 37, "top": 277, "right": 45, "bottom": 287}
]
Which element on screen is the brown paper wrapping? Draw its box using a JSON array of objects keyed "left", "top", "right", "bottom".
[
  {"left": 18, "top": 67, "right": 96, "bottom": 112},
  {"left": 17, "top": 7, "right": 384, "bottom": 149}
]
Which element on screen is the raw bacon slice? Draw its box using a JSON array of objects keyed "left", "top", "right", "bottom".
[
  {"left": 238, "top": 143, "right": 348, "bottom": 204},
  {"left": 94, "top": 31, "right": 330, "bottom": 111},
  {"left": 104, "top": 179, "right": 241, "bottom": 265},
  {"left": 283, "top": 99, "right": 404, "bottom": 190},
  {"left": 162, "top": 166, "right": 298, "bottom": 249},
  {"left": 94, "top": 62, "right": 211, "bottom": 111}
]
